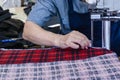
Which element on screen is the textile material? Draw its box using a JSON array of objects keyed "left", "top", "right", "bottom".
[
  {"left": 0, "top": 47, "right": 112, "bottom": 64},
  {"left": 0, "top": 53, "right": 120, "bottom": 80}
]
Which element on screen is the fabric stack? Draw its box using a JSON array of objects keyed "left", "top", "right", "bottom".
[
  {"left": 0, "top": 47, "right": 120, "bottom": 80},
  {"left": 0, "top": 6, "right": 29, "bottom": 49}
]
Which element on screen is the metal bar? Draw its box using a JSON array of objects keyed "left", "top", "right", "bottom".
[
  {"left": 91, "top": 20, "right": 94, "bottom": 47},
  {"left": 102, "top": 20, "right": 111, "bottom": 49}
]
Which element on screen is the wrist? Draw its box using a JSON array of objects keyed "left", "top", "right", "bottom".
[{"left": 54, "top": 34, "right": 63, "bottom": 47}]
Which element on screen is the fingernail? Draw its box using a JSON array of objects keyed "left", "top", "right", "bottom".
[
  {"left": 86, "top": 47, "right": 88, "bottom": 49},
  {"left": 89, "top": 43, "right": 92, "bottom": 47}
]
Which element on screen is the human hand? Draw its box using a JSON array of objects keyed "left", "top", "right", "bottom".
[{"left": 55, "top": 31, "right": 91, "bottom": 49}]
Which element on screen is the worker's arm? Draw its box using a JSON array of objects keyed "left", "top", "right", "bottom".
[{"left": 23, "top": 21, "right": 91, "bottom": 49}]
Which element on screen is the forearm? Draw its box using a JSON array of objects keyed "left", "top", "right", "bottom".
[
  {"left": 23, "top": 21, "right": 91, "bottom": 49},
  {"left": 22, "top": 21, "right": 61, "bottom": 47}
]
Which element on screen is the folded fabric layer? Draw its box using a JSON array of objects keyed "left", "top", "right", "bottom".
[
  {"left": 0, "top": 47, "right": 112, "bottom": 64},
  {"left": 0, "top": 53, "right": 120, "bottom": 80}
]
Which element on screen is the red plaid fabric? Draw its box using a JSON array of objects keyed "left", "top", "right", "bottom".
[{"left": 0, "top": 47, "right": 112, "bottom": 64}]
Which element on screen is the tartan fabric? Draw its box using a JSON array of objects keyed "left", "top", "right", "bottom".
[
  {"left": 0, "top": 53, "right": 120, "bottom": 80},
  {"left": 0, "top": 47, "right": 112, "bottom": 64}
]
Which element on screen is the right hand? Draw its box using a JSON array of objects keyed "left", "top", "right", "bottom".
[{"left": 55, "top": 31, "right": 91, "bottom": 49}]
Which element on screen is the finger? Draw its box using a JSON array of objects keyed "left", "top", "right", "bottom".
[
  {"left": 75, "top": 37, "right": 90, "bottom": 49},
  {"left": 64, "top": 31, "right": 91, "bottom": 49},
  {"left": 82, "top": 39, "right": 92, "bottom": 49},
  {"left": 69, "top": 42, "right": 79, "bottom": 49},
  {"left": 68, "top": 37, "right": 85, "bottom": 49},
  {"left": 80, "top": 40, "right": 89, "bottom": 49}
]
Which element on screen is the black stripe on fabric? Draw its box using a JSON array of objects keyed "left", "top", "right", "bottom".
[
  {"left": 60, "top": 49, "right": 64, "bottom": 61},
  {"left": 7, "top": 50, "right": 19, "bottom": 64},
  {"left": 39, "top": 50, "right": 44, "bottom": 62},
  {"left": 56, "top": 48, "right": 63, "bottom": 61},
  {"left": 43, "top": 49, "right": 49, "bottom": 62},
  {"left": 23, "top": 50, "right": 34, "bottom": 63},
  {"left": 89, "top": 48, "right": 95, "bottom": 57},
  {"left": 71, "top": 49, "right": 76, "bottom": 60},
  {"left": 27, "top": 50, "right": 34, "bottom": 62},
  {"left": 0, "top": 51, "right": 5, "bottom": 61},
  {"left": 39, "top": 50, "right": 48, "bottom": 62},
  {"left": 0, "top": 51, "right": 9, "bottom": 64},
  {"left": 75, "top": 49, "right": 80, "bottom": 59},
  {"left": 87, "top": 48, "right": 92, "bottom": 58},
  {"left": 74, "top": 49, "right": 81, "bottom": 60}
]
